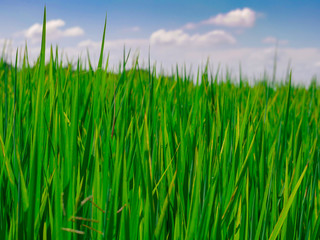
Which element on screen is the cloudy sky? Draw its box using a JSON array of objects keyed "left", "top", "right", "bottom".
[{"left": 1, "top": 0, "right": 320, "bottom": 84}]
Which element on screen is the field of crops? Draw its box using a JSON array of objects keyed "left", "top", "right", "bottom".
[{"left": 1, "top": 9, "right": 320, "bottom": 240}]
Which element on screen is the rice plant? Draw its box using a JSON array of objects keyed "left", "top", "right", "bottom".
[{"left": 0, "top": 8, "right": 320, "bottom": 240}]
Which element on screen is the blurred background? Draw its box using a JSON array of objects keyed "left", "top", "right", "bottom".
[{"left": 1, "top": 0, "right": 319, "bottom": 85}]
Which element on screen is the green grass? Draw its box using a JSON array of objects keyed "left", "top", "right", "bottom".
[{"left": 1, "top": 8, "right": 320, "bottom": 239}]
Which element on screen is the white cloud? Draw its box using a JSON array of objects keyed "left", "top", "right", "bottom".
[
  {"left": 150, "top": 29, "right": 189, "bottom": 45},
  {"left": 46, "top": 19, "right": 65, "bottom": 33},
  {"left": 20, "top": 19, "right": 84, "bottom": 43},
  {"left": 63, "top": 27, "right": 84, "bottom": 37},
  {"left": 262, "top": 37, "right": 288, "bottom": 45},
  {"left": 107, "top": 38, "right": 149, "bottom": 49},
  {"left": 2, "top": 37, "right": 320, "bottom": 85},
  {"left": 2, "top": 17, "right": 319, "bottom": 86},
  {"left": 75, "top": 34, "right": 319, "bottom": 85},
  {"left": 202, "top": 8, "right": 257, "bottom": 28},
  {"left": 150, "top": 29, "right": 236, "bottom": 46},
  {"left": 181, "top": 8, "right": 257, "bottom": 30},
  {"left": 149, "top": 47, "right": 320, "bottom": 85},
  {"left": 78, "top": 39, "right": 101, "bottom": 49},
  {"left": 78, "top": 38, "right": 148, "bottom": 50}
]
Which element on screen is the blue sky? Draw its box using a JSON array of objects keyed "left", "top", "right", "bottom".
[{"left": 1, "top": 0, "right": 320, "bottom": 84}]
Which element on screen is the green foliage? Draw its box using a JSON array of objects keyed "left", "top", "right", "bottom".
[{"left": 0, "top": 8, "right": 320, "bottom": 239}]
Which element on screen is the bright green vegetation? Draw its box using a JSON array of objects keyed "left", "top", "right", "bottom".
[{"left": 1, "top": 8, "right": 320, "bottom": 240}]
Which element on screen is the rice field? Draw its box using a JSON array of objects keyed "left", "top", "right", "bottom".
[{"left": 1, "top": 8, "right": 320, "bottom": 240}]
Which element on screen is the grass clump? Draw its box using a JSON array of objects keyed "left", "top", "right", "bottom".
[{"left": 0, "top": 8, "right": 320, "bottom": 240}]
